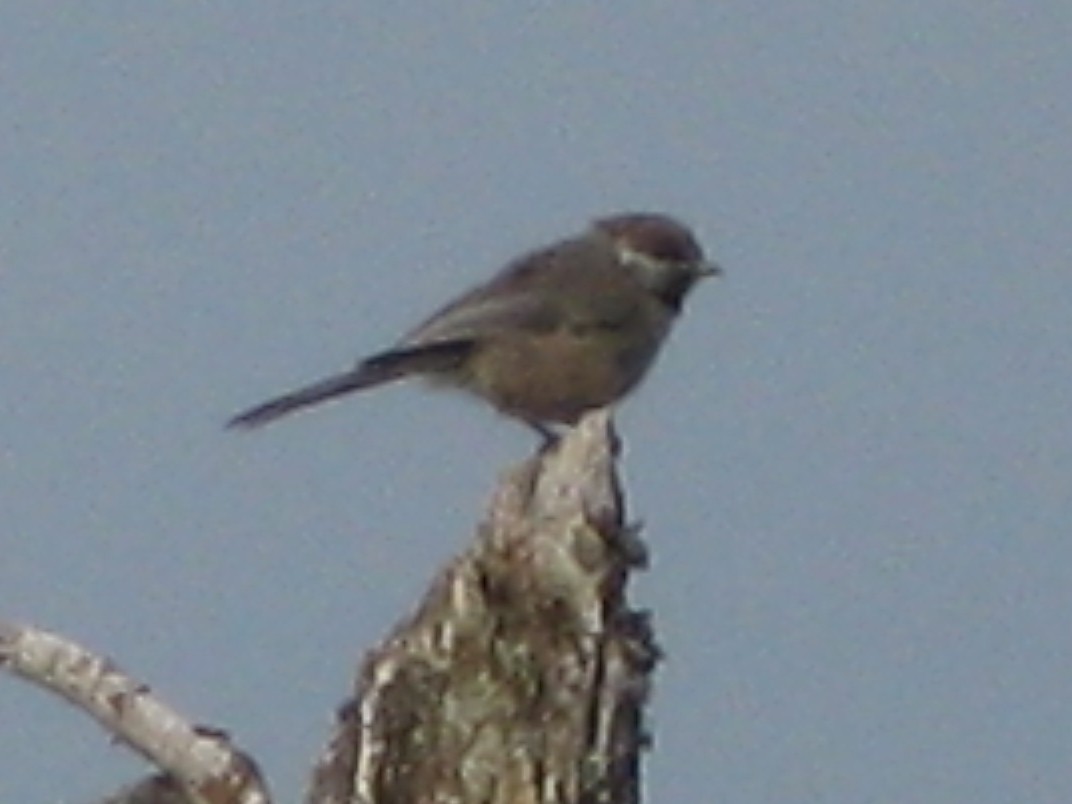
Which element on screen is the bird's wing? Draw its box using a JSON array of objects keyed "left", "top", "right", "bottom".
[
  {"left": 400, "top": 288, "right": 560, "bottom": 347},
  {"left": 400, "top": 236, "right": 637, "bottom": 346}
]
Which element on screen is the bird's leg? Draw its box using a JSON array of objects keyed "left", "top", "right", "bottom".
[{"left": 525, "top": 419, "right": 561, "bottom": 453}]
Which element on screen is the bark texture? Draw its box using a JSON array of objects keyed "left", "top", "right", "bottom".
[{"left": 308, "top": 411, "right": 659, "bottom": 804}]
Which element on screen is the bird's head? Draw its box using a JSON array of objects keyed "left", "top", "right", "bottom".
[{"left": 593, "top": 212, "right": 721, "bottom": 310}]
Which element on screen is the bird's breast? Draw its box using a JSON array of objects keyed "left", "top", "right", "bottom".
[{"left": 465, "top": 314, "right": 667, "bottom": 424}]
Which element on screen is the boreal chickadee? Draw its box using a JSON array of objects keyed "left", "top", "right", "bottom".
[{"left": 229, "top": 212, "right": 720, "bottom": 438}]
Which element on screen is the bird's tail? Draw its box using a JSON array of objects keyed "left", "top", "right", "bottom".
[
  {"left": 227, "top": 339, "right": 474, "bottom": 429},
  {"left": 227, "top": 371, "right": 381, "bottom": 428}
]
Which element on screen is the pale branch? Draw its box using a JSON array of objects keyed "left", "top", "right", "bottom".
[
  {"left": 0, "top": 619, "right": 271, "bottom": 804},
  {"left": 306, "top": 410, "right": 660, "bottom": 804}
]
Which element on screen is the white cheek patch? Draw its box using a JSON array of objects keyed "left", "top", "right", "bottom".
[{"left": 616, "top": 245, "right": 673, "bottom": 290}]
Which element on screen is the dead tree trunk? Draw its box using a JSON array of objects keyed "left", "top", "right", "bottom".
[{"left": 307, "top": 411, "right": 660, "bottom": 804}]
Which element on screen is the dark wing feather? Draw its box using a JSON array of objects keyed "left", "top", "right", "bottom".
[{"left": 399, "top": 235, "right": 633, "bottom": 347}]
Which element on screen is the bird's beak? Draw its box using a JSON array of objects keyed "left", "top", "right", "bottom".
[{"left": 695, "top": 260, "right": 723, "bottom": 279}]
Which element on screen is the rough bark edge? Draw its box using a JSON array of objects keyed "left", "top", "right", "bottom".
[
  {"left": 0, "top": 619, "right": 271, "bottom": 804},
  {"left": 306, "top": 410, "right": 660, "bottom": 804}
]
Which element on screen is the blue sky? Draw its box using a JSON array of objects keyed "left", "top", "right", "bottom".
[{"left": 3, "top": 4, "right": 1071, "bottom": 801}]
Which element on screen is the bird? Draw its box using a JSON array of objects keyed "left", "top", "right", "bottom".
[{"left": 227, "top": 212, "right": 720, "bottom": 438}]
